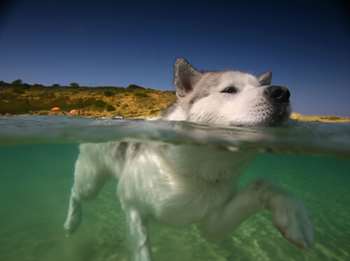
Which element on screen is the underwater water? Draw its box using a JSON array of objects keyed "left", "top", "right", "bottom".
[{"left": 0, "top": 116, "right": 349, "bottom": 261}]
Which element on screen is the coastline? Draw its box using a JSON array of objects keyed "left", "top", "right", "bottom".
[
  {"left": 1, "top": 83, "right": 349, "bottom": 123},
  {"left": 290, "top": 112, "right": 350, "bottom": 123}
]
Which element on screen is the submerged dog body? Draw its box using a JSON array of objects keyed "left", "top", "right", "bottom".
[{"left": 64, "top": 59, "right": 313, "bottom": 261}]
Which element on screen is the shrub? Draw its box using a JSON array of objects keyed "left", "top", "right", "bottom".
[
  {"left": 74, "top": 98, "right": 96, "bottom": 108},
  {"left": 106, "top": 105, "right": 115, "bottom": 111},
  {"left": 104, "top": 90, "right": 114, "bottom": 97},
  {"left": 321, "top": 116, "right": 340, "bottom": 120},
  {"left": 32, "top": 84, "right": 44, "bottom": 89},
  {"left": 0, "top": 99, "right": 31, "bottom": 114},
  {"left": 93, "top": 99, "right": 107, "bottom": 108},
  {"left": 0, "top": 92, "right": 16, "bottom": 100},
  {"left": 150, "top": 109, "right": 160, "bottom": 114},
  {"left": 11, "top": 79, "right": 23, "bottom": 86},
  {"left": 69, "top": 82, "right": 80, "bottom": 88},
  {"left": 40, "top": 92, "right": 56, "bottom": 99},
  {"left": 12, "top": 88, "right": 25, "bottom": 94},
  {"left": 127, "top": 84, "right": 145, "bottom": 90},
  {"left": 134, "top": 92, "right": 149, "bottom": 98},
  {"left": 0, "top": 81, "right": 9, "bottom": 87}
]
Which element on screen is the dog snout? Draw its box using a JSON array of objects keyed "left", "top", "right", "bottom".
[{"left": 264, "top": 86, "right": 290, "bottom": 103}]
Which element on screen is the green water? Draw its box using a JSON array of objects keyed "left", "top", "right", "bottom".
[{"left": 0, "top": 116, "right": 349, "bottom": 261}]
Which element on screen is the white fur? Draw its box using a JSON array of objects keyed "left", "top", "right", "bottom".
[
  {"left": 191, "top": 72, "right": 265, "bottom": 124},
  {"left": 166, "top": 71, "right": 290, "bottom": 125},
  {"left": 64, "top": 59, "right": 312, "bottom": 261}
]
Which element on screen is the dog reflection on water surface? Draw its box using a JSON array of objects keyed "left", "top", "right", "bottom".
[{"left": 64, "top": 58, "right": 313, "bottom": 261}]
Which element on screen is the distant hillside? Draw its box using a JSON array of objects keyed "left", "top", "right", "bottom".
[
  {"left": 1, "top": 80, "right": 349, "bottom": 122},
  {"left": 290, "top": 112, "right": 350, "bottom": 123},
  {"left": 0, "top": 80, "right": 176, "bottom": 118}
]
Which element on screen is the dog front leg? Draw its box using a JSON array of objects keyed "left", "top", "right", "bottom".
[
  {"left": 126, "top": 208, "right": 152, "bottom": 261},
  {"left": 202, "top": 179, "right": 313, "bottom": 249},
  {"left": 64, "top": 153, "right": 109, "bottom": 235}
]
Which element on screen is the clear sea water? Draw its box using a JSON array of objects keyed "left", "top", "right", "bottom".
[{"left": 0, "top": 116, "right": 349, "bottom": 261}]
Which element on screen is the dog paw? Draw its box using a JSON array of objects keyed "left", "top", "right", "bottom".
[
  {"left": 63, "top": 204, "right": 82, "bottom": 235},
  {"left": 272, "top": 196, "right": 314, "bottom": 249}
]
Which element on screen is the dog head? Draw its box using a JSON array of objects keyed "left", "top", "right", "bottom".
[{"left": 166, "top": 58, "right": 291, "bottom": 126}]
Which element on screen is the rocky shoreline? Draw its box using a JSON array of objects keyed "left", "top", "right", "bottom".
[
  {"left": 290, "top": 113, "right": 350, "bottom": 123},
  {"left": 1, "top": 81, "right": 349, "bottom": 123}
]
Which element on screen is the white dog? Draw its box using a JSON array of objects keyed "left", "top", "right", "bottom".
[{"left": 64, "top": 58, "right": 313, "bottom": 261}]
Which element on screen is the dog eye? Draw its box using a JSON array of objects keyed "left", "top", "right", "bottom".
[{"left": 221, "top": 86, "right": 238, "bottom": 94}]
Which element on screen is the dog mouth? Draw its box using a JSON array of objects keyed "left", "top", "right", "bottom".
[
  {"left": 239, "top": 86, "right": 291, "bottom": 126},
  {"left": 228, "top": 104, "right": 291, "bottom": 127},
  {"left": 269, "top": 102, "right": 291, "bottom": 125},
  {"left": 245, "top": 101, "right": 291, "bottom": 126}
]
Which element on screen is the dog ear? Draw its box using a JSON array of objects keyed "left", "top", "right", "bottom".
[
  {"left": 174, "top": 58, "right": 202, "bottom": 97},
  {"left": 258, "top": 71, "right": 272, "bottom": 86}
]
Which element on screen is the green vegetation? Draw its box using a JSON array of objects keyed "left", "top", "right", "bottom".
[
  {"left": 3, "top": 80, "right": 347, "bottom": 122},
  {"left": 103, "top": 90, "right": 114, "bottom": 97},
  {"left": 69, "top": 82, "right": 80, "bottom": 88},
  {"left": 0, "top": 80, "right": 176, "bottom": 118},
  {"left": 290, "top": 112, "right": 350, "bottom": 123}
]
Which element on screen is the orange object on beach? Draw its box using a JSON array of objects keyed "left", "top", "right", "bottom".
[
  {"left": 51, "top": 107, "right": 61, "bottom": 112},
  {"left": 69, "top": 109, "right": 79, "bottom": 116}
]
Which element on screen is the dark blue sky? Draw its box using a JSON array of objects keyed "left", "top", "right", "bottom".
[{"left": 0, "top": 0, "right": 349, "bottom": 115}]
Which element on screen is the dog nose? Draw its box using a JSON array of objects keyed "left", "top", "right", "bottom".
[{"left": 264, "top": 86, "right": 290, "bottom": 103}]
